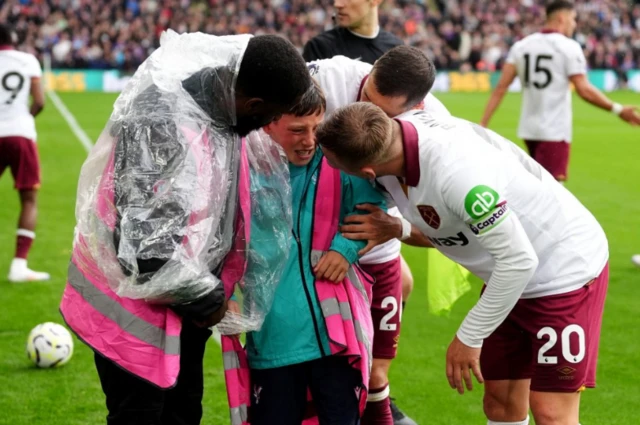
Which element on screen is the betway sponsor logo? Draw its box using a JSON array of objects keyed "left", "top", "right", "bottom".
[
  {"left": 469, "top": 202, "right": 509, "bottom": 235},
  {"left": 428, "top": 232, "right": 469, "bottom": 247}
]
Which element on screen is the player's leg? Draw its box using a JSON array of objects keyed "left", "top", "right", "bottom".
[
  {"left": 483, "top": 380, "right": 531, "bottom": 424},
  {"left": 400, "top": 255, "right": 414, "bottom": 307},
  {"left": 361, "top": 258, "right": 411, "bottom": 425},
  {"left": 362, "top": 358, "right": 393, "bottom": 425},
  {"left": 524, "top": 140, "right": 570, "bottom": 183},
  {"left": 480, "top": 301, "right": 534, "bottom": 424},
  {"left": 5, "top": 136, "right": 49, "bottom": 282},
  {"left": 161, "top": 321, "right": 212, "bottom": 425},
  {"left": 250, "top": 362, "right": 308, "bottom": 425},
  {"left": 393, "top": 257, "right": 416, "bottom": 425},
  {"left": 529, "top": 391, "right": 580, "bottom": 425},
  {"left": 309, "top": 356, "right": 361, "bottom": 425},
  {"left": 525, "top": 264, "right": 609, "bottom": 425}
]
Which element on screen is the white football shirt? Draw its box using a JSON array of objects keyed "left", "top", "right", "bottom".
[
  {"left": 382, "top": 109, "right": 608, "bottom": 346},
  {"left": 0, "top": 49, "right": 42, "bottom": 140},
  {"left": 506, "top": 31, "right": 587, "bottom": 142},
  {"left": 309, "top": 55, "right": 451, "bottom": 264}
]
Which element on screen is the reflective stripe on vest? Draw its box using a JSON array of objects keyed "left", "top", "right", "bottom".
[
  {"left": 310, "top": 250, "right": 371, "bottom": 350},
  {"left": 320, "top": 298, "right": 352, "bottom": 321},
  {"left": 222, "top": 334, "right": 251, "bottom": 425},
  {"left": 67, "top": 261, "right": 180, "bottom": 355},
  {"left": 223, "top": 350, "right": 241, "bottom": 370},
  {"left": 231, "top": 404, "right": 249, "bottom": 425},
  {"left": 311, "top": 250, "right": 370, "bottom": 305},
  {"left": 347, "top": 266, "right": 370, "bottom": 305},
  {"left": 310, "top": 249, "right": 323, "bottom": 268}
]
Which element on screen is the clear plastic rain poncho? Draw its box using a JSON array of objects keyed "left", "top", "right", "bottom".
[{"left": 72, "top": 30, "right": 292, "bottom": 334}]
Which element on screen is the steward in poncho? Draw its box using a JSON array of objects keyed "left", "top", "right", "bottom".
[{"left": 59, "top": 31, "right": 311, "bottom": 424}]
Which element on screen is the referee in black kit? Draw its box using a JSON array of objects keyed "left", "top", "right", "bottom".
[
  {"left": 303, "top": 0, "right": 402, "bottom": 65},
  {"left": 304, "top": 3, "right": 419, "bottom": 425}
]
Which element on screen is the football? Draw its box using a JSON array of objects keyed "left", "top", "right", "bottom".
[{"left": 26, "top": 322, "right": 74, "bottom": 368}]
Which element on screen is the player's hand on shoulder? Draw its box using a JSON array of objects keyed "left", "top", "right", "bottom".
[
  {"left": 619, "top": 106, "right": 640, "bottom": 126},
  {"left": 314, "top": 251, "right": 349, "bottom": 283},
  {"left": 341, "top": 204, "right": 402, "bottom": 255}
]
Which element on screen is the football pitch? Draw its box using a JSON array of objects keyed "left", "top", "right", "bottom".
[{"left": 0, "top": 91, "right": 638, "bottom": 425}]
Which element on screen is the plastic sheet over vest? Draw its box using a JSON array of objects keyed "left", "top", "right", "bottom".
[{"left": 60, "top": 31, "right": 293, "bottom": 388}]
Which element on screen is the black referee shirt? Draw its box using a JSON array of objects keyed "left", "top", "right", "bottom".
[{"left": 303, "top": 27, "right": 403, "bottom": 65}]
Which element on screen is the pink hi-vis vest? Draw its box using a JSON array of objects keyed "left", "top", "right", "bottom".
[
  {"left": 60, "top": 130, "right": 251, "bottom": 389},
  {"left": 222, "top": 157, "right": 374, "bottom": 425}
]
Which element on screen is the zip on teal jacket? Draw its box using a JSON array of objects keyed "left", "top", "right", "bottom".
[{"left": 246, "top": 149, "right": 386, "bottom": 370}]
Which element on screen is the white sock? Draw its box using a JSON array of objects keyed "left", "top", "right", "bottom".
[
  {"left": 488, "top": 416, "right": 529, "bottom": 425},
  {"left": 17, "top": 229, "right": 36, "bottom": 239},
  {"left": 366, "top": 384, "right": 390, "bottom": 402},
  {"left": 10, "top": 258, "right": 28, "bottom": 272}
]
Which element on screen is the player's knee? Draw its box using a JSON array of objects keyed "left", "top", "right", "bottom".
[
  {"left": 529, "top": 396, "right": 574, "bottom": 425},
  {"left": 483, "top": 392, "right": 506, "bottom": 420},
  {"left": 369, "top": 361, "right": 390, "bottom": 389},
  {"left": 529, "top": 406, "right": 562, "bottom": 425},
  {"left": 400, "top": 266, "right": 414, "bottom": 297},
  {"left": 401, "top": 272, "right": 414, "bottom": 290},
  {"left": 483, "top": 392, "right": 528, "bottom": 422},
  {"left": 19, "top": 190, "right": 37, "bottom": 206}
]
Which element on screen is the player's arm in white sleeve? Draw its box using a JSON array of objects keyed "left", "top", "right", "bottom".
[
  {"left": 480, "top": 46, "right": 518, "bottom": 128},
  {"left": 28, "top": 56, "right": 44, "bottom": 117},
  {"left": 309, "top": 56, "right": 372, "bottom": 114},
  {"left": 422, "top": 92, "right": 451, "bottom": 117},
  {"left": 442, "top": 169, "right": 539, "bottom": 348},
  {"left": 568, "top": 43, "right": 640, "bottom": 125}
]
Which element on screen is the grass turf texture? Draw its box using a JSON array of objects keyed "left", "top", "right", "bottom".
[{"left": 0, "top": 91, "right": 638, "bottom": 424}]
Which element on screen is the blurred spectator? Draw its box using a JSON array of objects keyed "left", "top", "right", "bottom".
[{"left": 1, "top": 0, "right": 639, "bottom": 72}]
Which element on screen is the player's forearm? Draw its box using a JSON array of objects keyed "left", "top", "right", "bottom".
[
  {"left": 30, "top": 102, "right": 44, "bottom": 117},
  {"left": 385, "top": 216, "right": 434, "bottom": 248},
  {"left": 576, "top": 82, "right": 616, "bottom": 112},
  {"left": 480, "top": 88, "right": 507, "bottom": 127},
  {"left": 402, "top": 225, "right": 434, "bottom": 248},
  {"left": 456, "top": 215, "right": 538, "bottom": 347}
]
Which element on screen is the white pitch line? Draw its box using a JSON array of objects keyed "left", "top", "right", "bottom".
[{"left": 46, "top": 90, "right": 94, "bottom": 153}]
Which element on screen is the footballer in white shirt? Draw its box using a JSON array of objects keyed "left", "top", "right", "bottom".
[
  {"left": 308, "top": 47, "right": 450, "bottom": 326},
  {"left": 481, "top": 0, "right": 640, "bottom": 182},
  {"left": 308, "top": 46, "right": 452, "bottom": 423},
  {"left": 0, "top": 24, "right": 49, "bottom": 283},
  {"left": 317, "top": 101, "right": 609, "bottom": 425}
]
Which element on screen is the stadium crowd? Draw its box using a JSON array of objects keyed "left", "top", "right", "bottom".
[{"left": 1, "top": 0, "right": 639, "bottom": 72}]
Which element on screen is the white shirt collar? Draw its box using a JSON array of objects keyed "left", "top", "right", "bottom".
[{"left": 347, "top": 26, "right": 380, "bottom": 39}]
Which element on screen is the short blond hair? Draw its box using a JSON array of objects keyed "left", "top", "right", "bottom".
[{"left": 316, "top": 102, "right": 393, "bottom": 167}]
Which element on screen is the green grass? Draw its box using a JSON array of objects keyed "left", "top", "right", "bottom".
[{"left": 1, "top": 91, "right": 639, "bottom": 424}]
